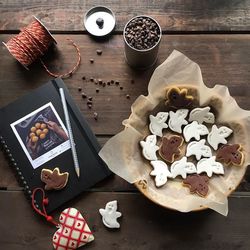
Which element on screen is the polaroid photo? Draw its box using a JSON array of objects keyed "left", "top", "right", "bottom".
[{"left": 11, "top": 102, "right": 70, "bottom": 169}]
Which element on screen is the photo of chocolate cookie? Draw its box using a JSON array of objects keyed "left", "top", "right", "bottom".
[
  {"left": 165, "top": 87, "right": 194, "bottom": 109},
  {"left": 41, "top": 167, "right": 69, "bottom": 190},
  {"left": 183, "top": 174, "right": 209, "bottom": 197},
  {"left": 159, "top": 135, "right": 184, "bottom": 163},
  {"left": 216, "top": 144, "right": 244, "bottom": 166}
]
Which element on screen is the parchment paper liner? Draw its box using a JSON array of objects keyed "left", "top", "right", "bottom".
[{"left": 99, "top": 50, "right": 250, "bottom": 216}]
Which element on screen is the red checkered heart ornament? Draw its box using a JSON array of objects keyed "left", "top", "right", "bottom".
[{"left": 53, "top": 208, "right": 94, "bottom": 250}]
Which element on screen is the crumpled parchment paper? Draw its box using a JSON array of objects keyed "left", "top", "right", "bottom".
[{"left": 99, "top": 50, "right": 250, "bottom": 216}]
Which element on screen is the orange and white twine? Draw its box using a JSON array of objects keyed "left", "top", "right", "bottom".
[{"left": 3, "top": 17, "right": 81, "bottom": 78}]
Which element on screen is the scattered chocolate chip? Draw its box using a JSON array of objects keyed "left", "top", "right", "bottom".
[
  {"left": 120, "top": 86, "right": 123, "bottom": 90},
  {"left": 115, "top": 81, "right": 119, "bottom": 85},
  {"left": 94, "top": 79, "right": 98, "bottom": 84},
  {"left": 88, "top": 97, "right": 93, "bottom": 101},
  {"left": 107, "top": 81, "right": 110, "bottom": 85},
  {"left": 98, "top": 79, "right": 103, "bottom": 84},
  {"left": 94, "top": 112, "right": 98, "bottom": 120},
  {"left": 90, "top": 59, "right": 94, "bottom": 63},
  {"left": 90, "top": 77, "right": 94, "bottom": 82},
  {"left": 131, "top": 79, "right": 135, "bottom": 84},
  {"left": 102, "top": 82, "right": 106, "bottom": 87},
  {"left": 87, "top": 103, "right": 92, "bottom": 109},
  {"left": 111, "top": 80, "right": 114, "bottom": 84},
  {"left": 82, "top": 76, "right": 86, "bottom": 80},
  {"left": 126, "top": 94, "right": 130, "bottom": 99},
  {"left": 96, "top": 88, "right": 100, "bottom": 93},
  {"left": 87, "top": 100, "right": 92, "bottom": 105},
  {"left": 81, "top": 92, "right": 87, "bottom": 98},
  {"left": 78, "top": 87, "right": 82, "bottom": 92},
  {"left": 96, "top": 49, "right": 102, "bottom": 55}
]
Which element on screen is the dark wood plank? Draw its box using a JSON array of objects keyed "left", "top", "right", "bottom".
[
  {"left": 0, "top": 191, "right": 250, "bottom": 250},
  {"left": 1, "top": 0, "right": 250, "bottom": 32}
]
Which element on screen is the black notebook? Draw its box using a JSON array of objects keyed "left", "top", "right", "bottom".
[{"left": 0, "top": 78, "right": 111, "bottom": 213}]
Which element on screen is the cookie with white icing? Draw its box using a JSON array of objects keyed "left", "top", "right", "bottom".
[
  {"left": 186, "top": 139, "right": 212, "bottom": 160},
  {"left": 197, "top": 156, "right": 224, "bottom": 177},
  {"left": 183, "top": 121, "right": 209, "bottom": 142},
  {"left": 150, "top": 160, "right": 172, "bottom": 187},
  {"left": 140, "top": 135, "right": 159, "bottom": 161},
  {"left": 170, "top": 156, "right": 196, "bottom": 179},
  {"left": 189, "top": 106, "right": 215, "bottom": 124},
  {"left": 149, "top": 112, "right": 169, "bottom": 137},
  {"left": 168, "top": 109, "right": 189, "bottom": 133},
  {"left": 207, "top": 125, "right": 233, "bottom": 150}
]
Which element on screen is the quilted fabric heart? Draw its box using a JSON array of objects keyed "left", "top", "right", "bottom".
[{"left": 53, "top": 207, "right": 94, "bottom": 250}]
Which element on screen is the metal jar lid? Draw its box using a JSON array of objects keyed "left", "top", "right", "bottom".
[{"left": 84, "top": 6, "right": 116, "bottom": 37}]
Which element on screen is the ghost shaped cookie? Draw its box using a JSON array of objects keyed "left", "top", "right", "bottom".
[
  {"left": 149, "top": 112, "right": 169, "bottom": 137},
  {"left": 150, "top": 160, "right": 172, "bottom": 187},
  {"left": 165, "top": 87, "right": 194, "bottom": 109},
  {"left": 170, "top": 156, "right": 196, "bottom": 179},
  {"left": 140, "top": 135, "right": 159, "bottom": 161},
  {"left": 183, "top": 174, "right": 210, "bottom": 197},
  {"left": 216, "top": 144, "right": 244, "bottom": 166},
  {"left": 183, "top": 121, "right": 209, "bottom": 142},
  {"left": 159, "top": 135, "right": 184, "bottom": 163},
  {"left": 186, "top": 139, "right": 212, "bottom": 160},
  {"left": 197, "top": 156, "right": 224, "bottom": 177},
  {"left": 207, "top": 125, "right": 233, "bottom": 150},
  {"left": 41, "top": 167, "right": 69, "bottom": 190},
  {"left": 189, "top": 106, "right": 215, "bottom": 124},
  {"left": 99, "top": 200, "right": 122, "bottom": 229},
  {"left": 168, "top": 109, "right": 189, "bottom": 133}
]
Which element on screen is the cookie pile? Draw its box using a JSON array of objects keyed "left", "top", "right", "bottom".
[{"left": 140, "top": 87, "right": 244, "bottom": 197}]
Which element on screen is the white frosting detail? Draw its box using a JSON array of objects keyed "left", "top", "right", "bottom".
[
  {"left": 207, "top": 125, "right": 233, "bottom": 150},
  {"left": 149, "top": 112, "right": 169, "bottom": 137},
  {"left": 168, "top": 109, "right": 189, "bottom": 133},
  {"left": 197, "top": 156, "right": 224, "bottom": 177},
  {"left": 99, "top": 200, "right": 122, "bottom": 228},
  {"left": 140, "top": 135, "right": 159, "bottom": 161},
  {"left": 183, "top": 121, "right": 209, "bottom": 142},
  {"left": 186, "top": 139, "right": 212, "bottom": 160},
  {"left": 189, "top": 106, "right": 215, "bottom": 124},
  {"left": 170, "top": 156, "right": 196, "bottom": 179},
  {"left": 150, "top": 160, "right": 172, "bottom": 187}
]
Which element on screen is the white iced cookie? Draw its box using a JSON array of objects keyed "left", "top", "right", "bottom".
[
  {"left": 168, "top": 109, "right": 189, "bottom": 133},
  {"left": 207, "top": 125, "right": 233, "bottom": 150},
  {"left": 99, "top": 200, "right": 122, "bottom": 229},
  {"left": 189, "top": 106, "right": 215, "bottom": 124},
  {"left": 170, "top": 156, "right": 196, "bottom": 179},
  {"left": 140, "top": 135, "right": 159, "bottom": 161},
  {"left": 197, "top": 156, "right": 224, "bottom": 177},
  {"left": 186, "top": 139, "right": 212, "bottom": 160},
  {"left": 150, "top": 160, "right": 172, "bottom": 187},
  {"left": 149, "top": 112, "right": 169, "bottom": 137},
  {"left": 183, "top": 121, "right": 209, "bottom": 142}
]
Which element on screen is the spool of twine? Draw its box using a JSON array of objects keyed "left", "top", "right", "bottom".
[{"left": 3, "top": 17, "right": 81, "bottom": 78}]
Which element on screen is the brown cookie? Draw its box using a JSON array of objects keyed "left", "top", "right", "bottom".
[
  {"left": 165, "top": 87, "right": 194, "bottom": 109},
  {"left": 183, "top": 174, "right": 209, "bottom": 197},
  {"left": 41, "top": 167, "right": 69, "bottom": 190},
  {"left": 159, "top": 135, "right": 184, "bottom": 163},
  {"left": 216, "top": 144, "right": 244, "bottom": 166}
]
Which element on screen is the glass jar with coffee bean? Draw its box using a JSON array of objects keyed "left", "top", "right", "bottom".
[{"left": 123, "top": 16, "right": 162, "bottom": 69}]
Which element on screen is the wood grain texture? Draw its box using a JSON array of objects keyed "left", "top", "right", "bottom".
[
  {"left": 1, "top": 0, "right": 250, "bottom": 32},
  {"left": 0, "top": 191, "right": 250, "bottom": 250}
]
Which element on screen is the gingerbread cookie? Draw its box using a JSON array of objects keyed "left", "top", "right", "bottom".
[
  {"left": 168, "top": 109, "right": 189, "bottom": 133},
  {"left": 216, "top": 144, "right": 244, "bottom": 166},
  {"left": 149, "top": 112, "right": 169, "bottom": 137},
  {"left": 197, "top": 156, "right": 224, "bottom": 177},
  {"left": 150, "top": 160, "right": 172, "bottom": 187},
  {"left": 207, "top": 125, "right": 233, "bottom": 150},
  {"left": 183, "top": 121, "right": 209, "bottom": 142},
  {"left": 41, "top": 167, "right": 69, "bottom": 190},
  {"left": 140, "top": 135, "right": 159, "bottom": 161},
  {"left": 170, "top": 156, "right": 196, "bottom": 179},
  {"left": 186, "top": 139, "right": 212, "bottom": 160},
  {"left": 183, "top": 174, "right": 209, "bottom": 197},
  {"left": 165, "top": 87, "right": 194, "bottom": 109},
  {"left": 159, "top": 135, "right": 184, "bottom": 163},
  {"left": 189, "top": 106, "right": 215, "bottom": 124}
]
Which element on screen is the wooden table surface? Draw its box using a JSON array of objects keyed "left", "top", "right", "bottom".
[{"left": 1, "top": 1, "right": 250, "bottom": 249}]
